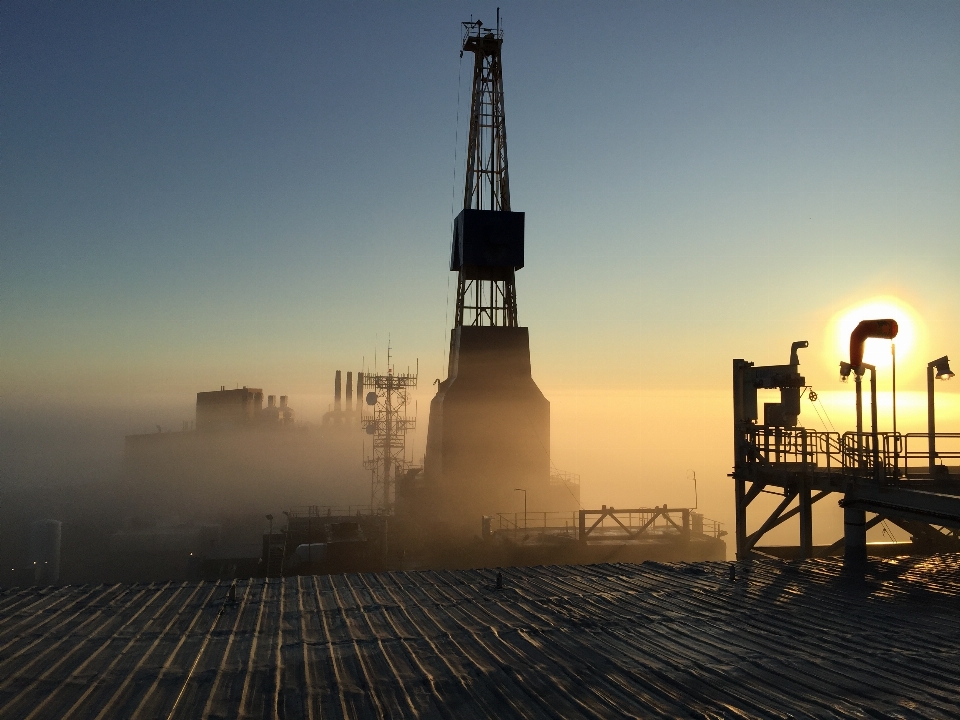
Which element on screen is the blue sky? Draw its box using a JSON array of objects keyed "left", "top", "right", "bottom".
[{"left": 3, "top": 2, "right": 959, "bottom": 527}]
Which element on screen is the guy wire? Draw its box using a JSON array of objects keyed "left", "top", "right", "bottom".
[{"left": 442, "top": 42, "right": 465, "bottom": 372}]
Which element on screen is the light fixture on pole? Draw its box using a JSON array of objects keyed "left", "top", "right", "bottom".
[
  {"left": 927, "top": 355, "right": 954, "bottom": 476},
  {"left": 514, "top": 488, "right": 527, "bottom": 530}
]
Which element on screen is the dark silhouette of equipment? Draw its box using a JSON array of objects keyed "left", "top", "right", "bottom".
[
  {"left": 362, "top": 348, "right": 418, "bottom": 512},
  {"left": 424, "top": 17, "right": 565, "bottom": 530},
  {"left": 733, "top": 326, "right": 960, "bottom": 568}
]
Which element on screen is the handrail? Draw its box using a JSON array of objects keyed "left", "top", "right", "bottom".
[
  {"left": 740, "top": 426, "right": 959, "bottom": 480},
  {"left": 491, "top": 509, "right": 724, "bottom": 540}
]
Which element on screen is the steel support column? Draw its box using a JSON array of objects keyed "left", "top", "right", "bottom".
[
  {"left": 735, "top": 479, "right": 747, "bottom": 559},
  {"left": 843, "top": 500, "right": 867, "bottom": 568},
  {"left": 799, "top": 487, "right": 813, "bottom": 559}
]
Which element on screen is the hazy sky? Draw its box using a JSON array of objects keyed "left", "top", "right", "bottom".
[{"left": 3, "top": 2, "right": 959, "bottom": 540}]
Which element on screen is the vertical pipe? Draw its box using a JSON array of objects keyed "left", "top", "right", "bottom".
[
  {"left": 335, "top": 370, "right": 342, "bottom": 413},
  {"left": 928, "top": 364, "right": 937, "bottom": 475},
  {"left": 799, "top": 488, "right": 812, "bottom": 559},
  {"left": 870, "top": 367, "right": 880, "bottom": 482},
  {"left": 855, "top": 374, "right": 863, "bottom": 471},
  {"left": 892, "top": 343, "right": 898, "bottom": 479},
  {"left": 735, "top": 479, "right": 747, "bottom": 560}
]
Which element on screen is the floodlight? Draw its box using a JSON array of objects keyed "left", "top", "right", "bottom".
[
  {"left": 930, "top": 356, "right": 954, "bottom": 380},
  {"left": 927, "top": 354, "right": 954, "bottom": 475}
]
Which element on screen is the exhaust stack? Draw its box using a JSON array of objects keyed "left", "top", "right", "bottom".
[
  {"left": 335, "top": 370, "right": 342, "bottom": 412},
  {"left": 849, "top": 319, "right": 898, "bottom": 370}
]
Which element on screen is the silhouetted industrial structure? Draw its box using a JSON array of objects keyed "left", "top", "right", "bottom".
[
  {"left": 733, "top": 326, "right": 959, "bottom": 564},
  {"left": 321, "top": 370, "right": 364, "bottom": 426},
  {"left": 425, "top": 17, "right": 567, "bottom": 530},
  {"left": 194, "top": 386, "right": 294, "bottom": 431},
  {"left": 361, "top": 355, "right": 418, "bottom": 512}
]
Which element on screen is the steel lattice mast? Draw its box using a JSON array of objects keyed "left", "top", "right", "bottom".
[
  {"left": 362, "top": 349, "right": 417, "bottom": 512},
  {"left": 455, "top": 17, "right": 518, "bottom": 328}
]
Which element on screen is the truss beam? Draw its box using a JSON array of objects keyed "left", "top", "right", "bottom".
[{"left": 455, "top": 19, "right": 517, "bottom": 328}]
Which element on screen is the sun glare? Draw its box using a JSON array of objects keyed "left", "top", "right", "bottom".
[{"left": 826, "top": 296, "right": 921, "bottom": 372}]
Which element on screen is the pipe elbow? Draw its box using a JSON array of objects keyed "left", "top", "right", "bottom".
[{"left": 849, "top": 318, "right": 898, "bottom": 368}]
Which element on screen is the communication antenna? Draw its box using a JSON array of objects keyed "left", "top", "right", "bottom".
[{"left": 361, "top": 350, "right": 418, "bottom": 512}]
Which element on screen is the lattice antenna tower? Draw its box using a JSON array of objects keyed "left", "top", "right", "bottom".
[
  {"left": 362, "top": 344, "right": 418, "bottom": 512},
  {"left": 454, "top": 13, "right": 518, "bottom": 328}
]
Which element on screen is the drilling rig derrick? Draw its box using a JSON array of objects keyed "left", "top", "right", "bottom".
[
  {"left": 422, "top": 17, "right": 573, "bottom": 531},
  {"left": 453, "top": 17, "right": 523, "bottom": 330}
]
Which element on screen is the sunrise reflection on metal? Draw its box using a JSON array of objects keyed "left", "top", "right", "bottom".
[{"left": 2, "top": 557, "right": 960, "bottom": 718}]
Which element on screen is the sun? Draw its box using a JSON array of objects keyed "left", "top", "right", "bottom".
[{"left": 826, "top": 296, "right": 921, "bottom": 371}]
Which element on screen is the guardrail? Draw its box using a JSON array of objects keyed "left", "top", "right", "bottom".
[
  {"left": 489, "top": 508, "right": 724, "bottom": 542},
  {"left": 742, "top": 427, "right": 960, "bottom": 480},
  {"left": 285, "top": 505, "right": 385, "bottom": 519}
]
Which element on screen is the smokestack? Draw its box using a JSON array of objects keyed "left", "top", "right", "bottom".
[
  {"left": 356, "top": 372, "right": 364, "bottom": 412},
  {"left": 335, "top": 370, "right": 342, "bottom": 412},
  {"left": 280, "top": 395, "right": 288, "bottom": 409},
  {"left": 268, "top": 395, "right": 276, "bottom": 408},
  {"left": 346, "top": 372, "right": 353, "bottom": 408}
]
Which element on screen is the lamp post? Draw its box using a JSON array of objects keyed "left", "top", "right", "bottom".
[
  {"left": 514, "top": 488, "right": 527, "bottom": 530},
  {"left": 927, "top": 356, "right": 955, "bottom": 476},
  {"left": 892, "top": 343, "right": 898, "bottom": 479}
]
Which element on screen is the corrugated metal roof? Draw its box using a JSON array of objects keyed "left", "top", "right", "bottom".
[{"left": 2, "top": 555, "right": 959, "bottom": 718}]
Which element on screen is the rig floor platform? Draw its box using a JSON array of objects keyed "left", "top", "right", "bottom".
[{"left": 2, "top": 555, "right": 959, "bottom": 718}]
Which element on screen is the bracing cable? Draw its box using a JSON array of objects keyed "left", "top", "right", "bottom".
[
  {"left": 442, "top": 46, "right": 464, "bottom": 372},
  {"left": 818, "top": 396, "right": 837, "bottom": 433},
  {"left": 805, "top": 387, "right": 837, "bottom": 433},
  {"left": 806, "top": 389, "right": 830, "bottom": 433}
]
